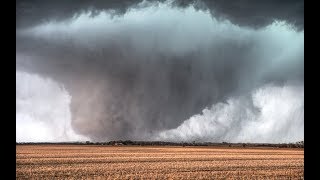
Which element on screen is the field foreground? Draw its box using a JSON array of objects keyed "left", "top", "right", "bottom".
[{"left": 16, "top": 145, "right": 304, "bottom": 179}]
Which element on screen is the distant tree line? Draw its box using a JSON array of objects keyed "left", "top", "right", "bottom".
[{"left": 16, "top": 140, "right": 304, "bottom": 148}]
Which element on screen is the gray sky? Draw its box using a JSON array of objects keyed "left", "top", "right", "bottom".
[{"left": 16, "top": 0, "right": 304, "bottom": 142}]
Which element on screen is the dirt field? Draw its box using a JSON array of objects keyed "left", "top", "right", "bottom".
[{"left": 16, "top": 145, "right": 304, "bottom": 179}]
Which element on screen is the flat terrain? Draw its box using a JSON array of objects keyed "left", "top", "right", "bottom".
[{"left": 16, "top": 145, "right": 304, "bottom": 179}]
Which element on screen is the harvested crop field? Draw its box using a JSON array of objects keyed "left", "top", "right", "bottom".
[{"left": 16, "top": 145, "right": 304, "bottom": 179}]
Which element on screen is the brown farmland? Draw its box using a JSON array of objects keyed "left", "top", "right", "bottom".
[{"left": 16, "top": 145, "right": 304, "bottom": 179}]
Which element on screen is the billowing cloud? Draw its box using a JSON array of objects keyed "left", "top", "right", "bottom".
[
  {"left": 16, "top": 0, "right": 304, "bottom": 142},
  {"left": 16, "top": 71, "right": 88, "bottom": 142},
  {"left": 156, "top": 82, "right": 304, "bottom": 143}
]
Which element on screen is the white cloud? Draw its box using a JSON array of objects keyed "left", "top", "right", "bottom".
[
  {"left": 16, "top": 71, "right": 89, "bottom": 142},
  {"left": 156, "top": 82, "right": 304, "bottom": 143}
]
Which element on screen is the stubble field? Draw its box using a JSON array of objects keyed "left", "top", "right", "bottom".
[{"left": 16, "top": 145, "right": 304, "bottom": 179}]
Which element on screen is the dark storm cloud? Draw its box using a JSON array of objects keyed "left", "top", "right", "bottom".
[
  {"left": 16, "top": 0, "right": 142, "bottom": 29},
  {"left": 16, "top": 0, "right": 304, "bottom": 142},
  {"left": 173, "top": 0, "right": 304, "bottom": 30},
  {"left": 17, "top": 0, "right": 304, "bottom": 30}
]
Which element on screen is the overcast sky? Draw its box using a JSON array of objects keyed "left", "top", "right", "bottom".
[{"left": 16, "top": 0, "right": 304, "bottom": 143}]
